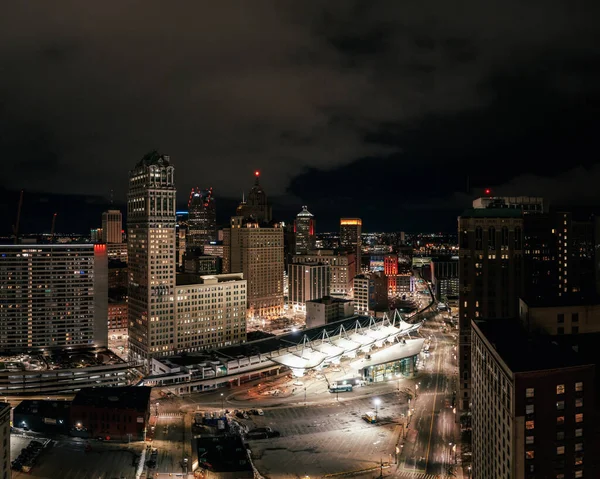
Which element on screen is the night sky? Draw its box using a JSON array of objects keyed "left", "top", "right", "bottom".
[{"left": 1, "top": 1, "right": 599, "bottom": 232}]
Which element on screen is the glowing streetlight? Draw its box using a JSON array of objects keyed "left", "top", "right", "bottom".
[
  {"left": 373, "top": 398, "right": 381, "bottom": 420},
  {"left": 220, "top": 393, "right": 224, "bottom": 411}
]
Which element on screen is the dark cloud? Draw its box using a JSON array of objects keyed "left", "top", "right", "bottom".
[{"left": 0, "top": 1, "right": 599, "bottom": 230}]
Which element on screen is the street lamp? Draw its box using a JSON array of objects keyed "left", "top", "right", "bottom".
[
  {"left": 220, "top": 393, "right": 224, "bottom": 412},
  {"left": 467, "top": 465, "right": 472, "bottom": 478},
  {"left": 373, "top": 398, "right": 381, "bottom": 421},
  {"left": 415, "top": 383, "right": 419, "bottom": 398}
]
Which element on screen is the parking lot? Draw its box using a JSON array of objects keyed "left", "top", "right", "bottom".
[
  {"left": 10, "top": 434, "right": 144, "bottom": 479},
  {"left": 244, "top": 392, "right": 408, "bottom": 478}
]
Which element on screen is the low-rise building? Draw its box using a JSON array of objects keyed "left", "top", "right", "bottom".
[
  {"left": 306, "top": 296, "right": 354, "bottom": 328},
  {"left": 70, "top": 386, "right": 152, "bottom": 441},
  {"left": 0, "top": 402, "right": 10, "bottom": 479},
  {"left": 108, "top": 297, "right": 128, "bottom": 334},
  {"left": 13, "top": 400, "right": 70, "bottom": 434}
]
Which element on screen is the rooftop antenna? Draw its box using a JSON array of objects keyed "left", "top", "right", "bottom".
[
  {"left": 110, "top": 189, "right": 114, "bottom": 205},
  {"left": 12, "top": 190, "right": 24, "bottom": 245}
]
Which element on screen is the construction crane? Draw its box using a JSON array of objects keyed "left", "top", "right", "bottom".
[
  {"left": 12, "top": 190, "right": 24, "bottom": 244},
  {"left": 50, "top": 213, "right": 58, "bottom": 244}
]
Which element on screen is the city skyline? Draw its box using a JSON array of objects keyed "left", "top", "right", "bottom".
[{"left": 1, "top": 2, "right": 599, "bottom": 234}]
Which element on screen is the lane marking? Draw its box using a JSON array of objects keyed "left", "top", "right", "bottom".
[{"left": 424, "top": 334, "right": 443, "bottom": 471}]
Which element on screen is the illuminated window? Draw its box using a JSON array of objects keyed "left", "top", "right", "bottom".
[
  {"left": 575, "top": 428, "right": 583, "bottom": 437},
  {"left": 556, "top": 446, "right": 565, "bottom": 455},
  {"left": 576, "top": 382, "right": 583, "bottom": 392},
  {"left": 557, "top": 416, "right": 565, "bottom": 425},
  {"left": 526, "top": 388, "right": 534, "bottom": 398},
  {"left": 576, "top": 398, "right": 583, "bottom": 408},
  {"left": 575, "top": 443, "right": 583, "bottom": 452},
  {"left": 576, "top": 413, "right": 583, "bottom": 423},
  {"left": 526, "top": 450, "right": 535, "bottom": 459},
  {"left": 556, "top": 401, "right": 565, "bottom": 410},
  {"left": 557, "top": 384, "right": 565, "bottom": 394},
  {"left": 526, "top": 436, "right": 534, "bottom": 444},
  {"left": 575, "top": 471, "right": 583, "bottom": 478},
  {"left": 526, "top": 420, "right": 535, "bottom": 430}
]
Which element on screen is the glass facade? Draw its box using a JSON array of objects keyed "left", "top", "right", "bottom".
[{"left": 362, "top": 355, "right": 419, "bottom": 382}]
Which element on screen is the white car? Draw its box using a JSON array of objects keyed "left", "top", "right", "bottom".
[{"left": 256, "top": 409, "right": 264, "bottom": 416}]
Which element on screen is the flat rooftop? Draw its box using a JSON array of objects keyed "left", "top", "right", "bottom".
[
  {"left": 0, "top": 348, "right": 126, "bottom": 372},
  {"left": 473, "top": 319, "right": 594, "bottom": 373},
  {"left": 71, "top": 386, "right": 151, "bottom": 410}
]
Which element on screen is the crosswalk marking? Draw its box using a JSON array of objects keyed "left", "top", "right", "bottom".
[{"left": 395, "top": 471, "right": 453, "bottom": 479}]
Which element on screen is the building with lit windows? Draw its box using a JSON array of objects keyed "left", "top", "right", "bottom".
[
  {"left": 353, "top": 272, "right": 388, "bottom": 316},
  {"left": 0, "top": 244, "right": 108, "bottom": 352},
  {"left": 294, "top": 206, "right": 315, "bottom": 255},
  {"left": 472, "top": 318, "right": 594, "bottom": 479},
  {"left": 288, "top": 262, "right": 329, "bottom": 311},
  {"left": 292, "top": 250, "right": 356, "bottom": 299},
  {"left": 101, "top": 209, "right": 123, "bottom": 244},
  {"left": 127, "top": 151, "right": 177, "bottom": 369},
  {"left": 340, "top": 218, "right": 362, "bottom": 267},
  {"left": 174, "top": 274, "right": 246, "bottom": 353},
  {"left": 1, "top": 402, "right": 10, "bottom": 479},
  {"left": 222, "top": 217, "right": 284, "bottom": 320},
  {"left": 187, "top": 187, "right": 217, "bottom": 249},
  {"left": 306, "top": 296, "right": 354, "bottom": 328},
  {"left": 458, "top": 208, "right": 524, "bottom": 414}
]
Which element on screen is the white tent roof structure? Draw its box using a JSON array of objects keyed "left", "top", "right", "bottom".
[{"left": 267, "top": 310, "right": 423, "bottom": 374}]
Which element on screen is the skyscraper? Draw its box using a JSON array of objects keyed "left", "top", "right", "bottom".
[
  {"left": 0, "top": 244, "right": 108, "bottom": 352},
  {"left": 223, "top": 216, "right": 284, "bottom": 320},
  {"left": 127, "top": 151, "right": 177, "bottom": 368},
  {"left": 236, "top": 171, "right": 272, "bottom": 222},
  {"left": 294, "top": 206, "right": 315, "bottom": 255},
  {"left": 340, "top": 218, "right": 362, "bottom": 268},
  {"left": 187, "top": 187, "right": 217, "bottom": 248},
  {"left": 458, "top": 207, "right": 524, "bottom": 413},
  {"left": 101, "top": 209, "right": 123, "bottom": 244}
]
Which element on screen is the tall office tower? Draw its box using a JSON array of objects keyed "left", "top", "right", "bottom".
[
  {"left": 458, "top": 208, "right": 524, "bottom": 414},
  {"left": 223, "top": 217, "right": 284, "bottom": 319},
  {"left": 288, "top": 262, "right": 329, "bottom": 311},
  {"left": 175, "top": 274, "right": 247, "bottom": 352},
  {"left": 236, "top": 171, "right": 272, "bottom": 223},
  {"left": 127, "top": 151, "right": 177, "bottom": 369},
  {"left": 472, "top": 319, "right": 593, "bottom": 479},
  {"left": 0, "top": 402, "right": 10, "bottom": 479},
  {"left": 187, "top": 187, "right": 217, "bottom": 249},
  {"left": 0, "top": 244, "right": 108, "bottom": 352},
  {"left": 293, "top": 250, "right": 355, "bottom": 298},
  {"left": 294, "top": 206, "right": 315, "bottom": 255},
  {"left": 101, "top": 210, "right": 123, "bottom": 243},
  {"left": 340, "top": 218, "right": 362, "bottom": 267}
]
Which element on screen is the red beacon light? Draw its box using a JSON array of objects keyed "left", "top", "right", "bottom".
[
  {"left": 485, "top": 188, "right": 491, "bottom": 195},
  {"left": 255, "top": 171, "right": 260, "bottom": 177}
]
